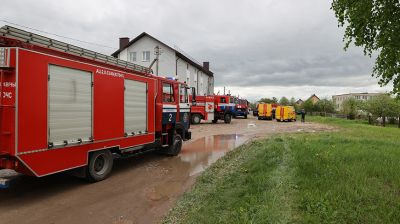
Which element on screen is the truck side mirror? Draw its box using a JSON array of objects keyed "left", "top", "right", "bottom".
[{"left": 191, "top": 87, "right": 196, "bottom": 102}]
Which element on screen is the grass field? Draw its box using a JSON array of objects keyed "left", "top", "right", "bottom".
[{"left": 163, "top": 117, "right": 400, "bottom": 224}]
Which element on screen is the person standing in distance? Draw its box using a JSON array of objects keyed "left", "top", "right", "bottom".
[{"left": 301, "top": 109, "right": 306, "bottom": 123}]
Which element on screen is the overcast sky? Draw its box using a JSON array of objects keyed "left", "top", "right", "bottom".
[{"left": 0, "top": 0, "right": 391, "bottom": 101}]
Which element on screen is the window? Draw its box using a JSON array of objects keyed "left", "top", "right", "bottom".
[
  {"left": 180, "top": 85, "right": 188, "bottom": 103},
  {"left": 200, "top": 75, "right": 203, "bottom": 94},
  {"left": 142, "top": 51, "right": 150, "bottom": 62},
  {"left": 129, "top": 52, "right": 136, "bottom": 62},
  {"left": 220, "top": 98, "right": 226, "bottom": 103},
  {"left": 186, "top": 69, "right": 190, "bottom": 84},
  {"left": 163, "top": 83, "right": 174, "bottom": 102}
]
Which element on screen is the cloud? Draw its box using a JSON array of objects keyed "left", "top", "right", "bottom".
[{"left": 0, "top": 0, "right": 392, "bottom": 101}]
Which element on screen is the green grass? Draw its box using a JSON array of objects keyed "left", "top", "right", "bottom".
[{"left": 163, "top": 117, "right": 400, "bottom": 224}]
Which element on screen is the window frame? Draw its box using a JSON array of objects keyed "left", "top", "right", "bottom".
[
  {"left": 129, "top": 52, "right": 137, "bottom": 62},
  {"left": 142, "top": 51, "right": 150, "bottom": 62}
]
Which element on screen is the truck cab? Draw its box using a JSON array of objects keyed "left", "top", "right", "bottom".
[
  {"left": 156, "top": 77, "right": 192, "bottom": 151},
  {"left": 234, "top": 98, "right": 249, "bottom": 119},
  {"left": 213, "top": 95, "right": 235, "bottom": 124}
]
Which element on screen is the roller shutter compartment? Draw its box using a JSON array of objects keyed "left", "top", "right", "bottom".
[
  {"left": 48, "top": 65, "right": 92, "bottom": 146},
  {"left": 124, "top": 79, "right": 147, "bottom": 135}
]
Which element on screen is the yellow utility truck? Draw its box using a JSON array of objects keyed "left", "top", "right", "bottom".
[
  {"left": 276, "top": 106, "right": 296, "bottom": 122},
  {"left": 257, "top": 103, "right": 273, "bottom": 120}
]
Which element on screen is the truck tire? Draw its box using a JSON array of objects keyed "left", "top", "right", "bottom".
[
  {"left": 191, "top": 114, "right": 201, "bottom": 124},
  {"left": 244, "top": 114, "right": 248, "bottom": 119},
  {"left": 224, "top": 114, "right": 232, "bottom": 124},
  {"left": 86, "top": 150, "right": 113, "bottom": 182},
  {"left": 164, "top": 134, "right": 183, "bottom": 156},
  {"left": 212, "top": 119, "right": 218, "bottom": 124}
]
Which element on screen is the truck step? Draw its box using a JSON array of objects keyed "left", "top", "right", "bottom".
[{"left": 161, "top": 144, "right": 169, "bottom": 147}]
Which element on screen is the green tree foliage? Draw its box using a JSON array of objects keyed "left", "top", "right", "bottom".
[
  {"left": 395, "top": 98, "right": 400, "bottom": 128},
  {"left": 259, "top": 97, "right": 277, "bottom": 104},
  {"left": 315, "top": 99, "right": 336, "bottom": 113},
  {"left": 303, "top": 99, "right": 315, "bottom": 113},
  {"left": 341, "top": 98, "right": 360, "bottom": 120},
  {"left": 332, "top": 1, "right": 400, "bottom": 94},
  {"left": 362, "top": 94, "right": 399, "bottom": 126},
  {"left": 249, "top": 102, "right": 257, "bottom": 110},
  {"left": 279, "top": 97, "right": 290, "bottom": 106}
]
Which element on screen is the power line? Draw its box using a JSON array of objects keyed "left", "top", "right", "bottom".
[{"left": 0, "top": 19, "right": 115, "bottom": 49}]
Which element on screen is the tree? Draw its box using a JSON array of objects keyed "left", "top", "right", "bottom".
[
  {"left": 362, "top": 94, "right": 397, "bottom": 126},
  {"left": 279, "top": 97, "right": 290, "bottom": 106},
  {"left": 290, "top": 97, "right": 296, "bottom": 106},
  {"left": 341, "top": 98, "right": 359, "bottom": 120},
  {"left": 393, "top": 98, "right": 400, "bottom": 128},
  {"left": 249, "top": 102, "right": 257, "bottom": 110},
  {"left": 259, "top": 98, "right": 274, "bottom": 104},
  {"left": 303, "top": 99, "right": 315, "bottom": 113},
  {"left": 332, "top": 1, "right": 400, "bottom": 94},
  {"left": 315, "top": 98, "right": 335, "bottom": 113},
  {"left": 259, "top": 97, "right": 278, "bottom": 104},
  {"left": 395, "top": 98, "right": 400, "bottom": 128}
]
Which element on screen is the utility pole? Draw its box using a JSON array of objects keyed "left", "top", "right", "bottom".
[
  {"left": 154, "top": 45, "right": 163, "bottom": 76},
  {"left": 224, "top": 86, "right": 226, "bottom": 95}
]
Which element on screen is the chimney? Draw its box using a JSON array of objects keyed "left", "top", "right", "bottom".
[
  {"left": 119, "top": 37, "right": 130, "bottom": 49},
  {"left": 203, "top": 62, "right": 210, "bottom": 71}
]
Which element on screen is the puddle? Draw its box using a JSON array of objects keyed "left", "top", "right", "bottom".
[{"left": 179, "top": 134, "right": 248, "bottom": 176}]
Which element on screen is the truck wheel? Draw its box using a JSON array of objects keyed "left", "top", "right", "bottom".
[
  {"left": 257, "top": 116, "right": 261, "bottom": 120},
  {"left": 191, "top": 114, "right": 201, "bottom": 124},
  {"left": 164, "top": 134, "right": 183, "bottom": 156},
  {"left": 212, "top": 119, "right": 218, "bottom": 124},
  {"left": 224, "top": 114, "right": 232, "bottom": 124},
  {"left": 244, "top": 114, "right": 248, "bottom": 119},
  {"left": 86, "top": 150, "right": 113, "bottom": 182}
]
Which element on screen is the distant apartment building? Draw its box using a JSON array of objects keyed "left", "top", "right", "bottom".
[
  {"left": 112, "top": 32, "right": 214, "bottom": 96},
  {"left": 332, "top": 92, "right": 381, "bottom": 111}
]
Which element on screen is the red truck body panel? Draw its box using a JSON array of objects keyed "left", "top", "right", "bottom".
[{"left": 190, "top": 95, "right": 215, "bottom": 122}]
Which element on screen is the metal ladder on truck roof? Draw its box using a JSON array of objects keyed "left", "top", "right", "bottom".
[{"left": 0, "top": 25, "right": 153, "bottom": 74}]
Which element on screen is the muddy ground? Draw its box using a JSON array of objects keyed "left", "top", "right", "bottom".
[{"left": 0, "top": 116, "right": 334, "bottom": 224}]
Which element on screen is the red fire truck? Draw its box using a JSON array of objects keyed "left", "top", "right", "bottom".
[
  {"left": 233, "top": 98, "right": 249, "bottom": 119},
  {"left": 190, "top": 94, "right": 235, "bottom": 124},
  {"left": 0, "top": 26, "right": 192, "bottom": 186}
]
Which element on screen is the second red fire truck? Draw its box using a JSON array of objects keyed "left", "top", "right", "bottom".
[{"left": 190, "top": 94, "right": 235, "bottom": 124}]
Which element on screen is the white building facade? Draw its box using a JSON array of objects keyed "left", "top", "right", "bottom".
[
  {"left": 332, "top": 92, "right": 381, "bottom": 111},
  {"left": 112, "top": 33, "right": 214, "bottom": 96}
]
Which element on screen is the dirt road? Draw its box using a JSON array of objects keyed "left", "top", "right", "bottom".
[{"left": 0, "top": 116, "right": 333, "bottom": 224}]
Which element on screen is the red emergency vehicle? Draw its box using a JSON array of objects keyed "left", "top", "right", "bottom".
[
  {"left": 190, "top": 94, "right": 235, "bottom": 124},
  {"left": 0, "top": 26, "right": 192, "bottom": 185},
  {"left": 233, "top": 98, "right": 249, "bottom": 119}
]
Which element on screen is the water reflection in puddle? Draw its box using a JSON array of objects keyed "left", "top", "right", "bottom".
[{"left": 179, "top": 134, "right": 248, "bottom": 176}]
